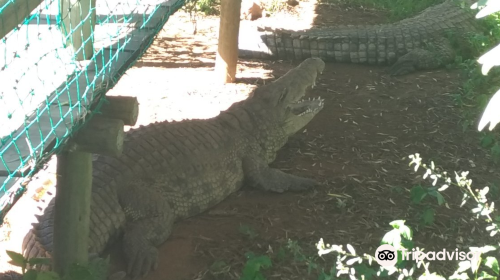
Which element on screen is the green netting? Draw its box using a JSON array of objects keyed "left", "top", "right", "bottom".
[{"left": 0, "top": 0, "right": 185, "bottom": 221}]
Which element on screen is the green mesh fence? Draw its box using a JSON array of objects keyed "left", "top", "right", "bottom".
[{"left": 0, "top": 0, "right": 185, "bottom": 221}]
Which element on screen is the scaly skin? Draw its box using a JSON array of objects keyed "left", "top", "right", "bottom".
[
  {"left": 21, "top": 58, "right": 326, "bottom": 279},
  {"left": 239, "top": 0, "right": 479, "bottom": 75}
]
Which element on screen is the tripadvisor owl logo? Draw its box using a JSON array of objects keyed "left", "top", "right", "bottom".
[{"left": 375, "top": 244, "right": 398, "bottom": 267}]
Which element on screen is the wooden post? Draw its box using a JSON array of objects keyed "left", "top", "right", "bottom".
[
  {"left": 53, "top": 150, "right": 92, "bottom": 275},
  {"left": 52, "top": 96, "right": 136, "bottom": 276},
  {"left": 73, "top": 116, "right": 125, "bottom": 157},
  {"left": 215, "top": 0, "right": 242, "bottom": 83},
  {"left": 100, "top": 96, "right": 140, "bottom": 126},
  {"left": 0, "top": 0, "right": 45, "bottom": 40},
  {"left": 59, "top": 0, "right": 96, "bottom": 60}
]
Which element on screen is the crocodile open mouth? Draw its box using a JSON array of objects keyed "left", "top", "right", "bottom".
[{"left": 290, "top": 97, "right": 324, "bottom": 116}]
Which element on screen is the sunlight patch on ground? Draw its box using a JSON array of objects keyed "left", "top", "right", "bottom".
[
  {"left": 252, "top": 0, "right": 319, "bottom": 30},
  {"left": 105, "top": 66, "right": 273, "bottom": 128}
]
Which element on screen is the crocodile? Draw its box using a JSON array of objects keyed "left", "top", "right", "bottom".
[
  {"left": 19, "top": 58, "right": 326, "bottom": 279},
  {"left": 238, "top": 0, "right": 479, "bottom": 75}
]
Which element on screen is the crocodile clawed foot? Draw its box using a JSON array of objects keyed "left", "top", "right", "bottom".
[{"left": 126, "top": 245, "right": 159, "bottom": 279}]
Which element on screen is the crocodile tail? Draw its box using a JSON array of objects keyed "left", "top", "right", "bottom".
[{"left": 22, "top": 200, "right": 55, "bottom": 269}]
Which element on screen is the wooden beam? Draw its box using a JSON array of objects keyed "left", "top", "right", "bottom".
[
  {"left": 73, "top": 116, "right": 125, "bottom": 157},
  {"left": 59, "top": 0, "right": 96, "bottom": 61},
  {"left": 215, "top": 0, "right": 241, "bottom": 83},
  {"left": 0, "top": 0, "right": 44, "bottom": 40},
  {"left": 100, "top": 96, "right": 140, "bottom": 126},
  {"left": 52, "top": 98, "right": 130, "bottom": 274},
  {"left": 53, "top": 149, "right": 92, "bottom": 276}
]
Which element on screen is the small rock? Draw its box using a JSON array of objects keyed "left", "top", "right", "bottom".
[{"left": 241, "top": 0, "right": 264, "bottom": 21}]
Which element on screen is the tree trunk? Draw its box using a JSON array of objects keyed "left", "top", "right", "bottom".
[{"left": 215, "top": 0, "right": 241, "bottom": 83}]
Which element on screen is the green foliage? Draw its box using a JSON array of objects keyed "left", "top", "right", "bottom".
[
  {"left": 449, "top": 4, "right": 500, "bottom": 160},
  {"left": 196, "top": 0, "right": 220, "bottom": 15},
  {"left": 5, "top": 251, "right": 110, "bottom": 280},
  {"left": 240, "top": 252, "right": 272, "bottom": 280},
  {"left": 421, "top": 207, "right": 435, "bottom": 225},
  {"left": 267, "top": 0, "right": 288, "bottom": 14},
  {"left": 239, "top": 224, "right": 259, "bottom": 239},
  {"left": 314, "top": 153, "right": 500, "bottom": 279},
  {"left": 183, "top": 0, "right": 220, "bottom": 16}
]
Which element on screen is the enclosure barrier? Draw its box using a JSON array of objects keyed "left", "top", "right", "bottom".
[{"left": 0, "top": 0, "right": 186, "bottom": 222}]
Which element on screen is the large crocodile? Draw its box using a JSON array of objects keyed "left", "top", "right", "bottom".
[
  {"left": 19, "top": 58, "right": 325, "bottom": 279},
  {"left": 239, "top": 0, "right": 479, "bottom": 75}
]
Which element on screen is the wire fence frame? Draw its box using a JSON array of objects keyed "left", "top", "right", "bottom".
[{"left": 0, "top": 0, "right": 186, "bottom": 222}]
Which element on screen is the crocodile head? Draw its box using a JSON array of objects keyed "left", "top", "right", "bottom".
[
  {"left": 257, "top": 57, "right": 325, "bottom": 137},
  {"left": 221, "top": 58, "right": 325, "bottom": 161},
  {"left": 246, "top": 58, "right": 325, "bottom": 161},
  {"left": 284, "top": 96, "right": 324, "bottom": 135}
]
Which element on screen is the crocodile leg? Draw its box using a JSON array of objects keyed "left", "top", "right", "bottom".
[
  {"left": 389, "top": 38, "right": 454, "bottom": 76},
  {"left": 242, "top": 155, "right": 317, "bottom": 193},
  {"left": 118, "top": 180, "right": 175, "bottom": 279}
]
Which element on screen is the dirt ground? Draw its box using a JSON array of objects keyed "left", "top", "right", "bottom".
[{"left": 2, "top": 0, "right": 499, "bottom": 279}]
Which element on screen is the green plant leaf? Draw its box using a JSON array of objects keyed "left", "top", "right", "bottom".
[
  {"left": 64, "top": 264, "right": 92, "bottom": 280},
  {"left": 36, "top": 271, "right": 59, "bottom": 280},
  {"left": 410, "top": 186, "right": 427, "bottom": 204},
  {"left": 484, "top": 256, "right": 499, "bottom": 275},
  {"left": 22, "top": 270, "right": 37, "bottom": 280},
  {"left": 86, "top": 256, "right": 109, "bottom": 280},
  {"left": 491, "top": 143, "right": 500, "bottom": 163},
  {"left": 478, "top": 270, "right": 497, "bottom": 279},
  {"left": 429, "top": 190, "right": 446, "bottom": 205},
  {"left": 422, "top": 208, "right": 435, "bottom": 225},
  {"left": 481, "top": 133, "right": 495, "bottom": 148},
  {"left": 389, "top": 220, "right": 406, "bottom": 229},
  {"left": 6, "top": 250, "right": 26, "bottom": 267},
  {"left": 353, "top": 264, "right": 376, "bottom": 279},
  {"left": 250, "top": 256, "right": 272, "bottom": 269},
  {"left": 401, "top": 239, "right": 415, "bottom": 251},
  {"left": 241, "top": 254, "right": 272, "bottom": 280}
]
